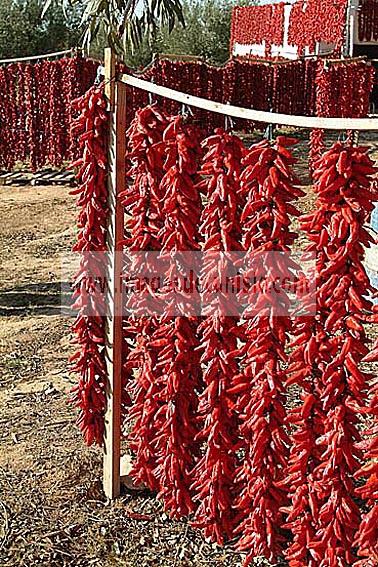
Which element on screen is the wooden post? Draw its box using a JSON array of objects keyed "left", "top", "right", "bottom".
[
  {"left": 103, "top": 48, "right": 127, "bottom": 499},
  {"left": 345, "top": 0, "right": 357, "bottom": 58}
]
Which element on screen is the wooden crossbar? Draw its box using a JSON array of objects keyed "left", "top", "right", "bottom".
[
  {"left": 0, "top": 48, "right": 79, "bottom": 65},
  {"left": 119, "top": 72, "right": 378, "bottom": 131}
]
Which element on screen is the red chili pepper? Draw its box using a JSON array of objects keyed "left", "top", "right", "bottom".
[
  {"left": 129, "top": 115, "right": 204, "bottom": 518},
  {"left": 359, "top": 0, "right": 378, "bottom": 42},
  {"left": 232, "top": 137, "right": 303, "bottom": 565},
  {"left": 120, "top": 105, "right": 169, "bottom": 491},
  {"left": 69, "top": 84, "right": 125, "bottom": 447},
  {"left": 190, "top": 129, "right": 245, "bottom": 544},
  {"left": 284, "top": 142, "right": 377, "bottom": 567}
]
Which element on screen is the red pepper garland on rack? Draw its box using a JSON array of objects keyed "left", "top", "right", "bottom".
[
  {"left": 24, "top": 63, "right": 40, "bottom": 172},
  {"left": 48, "top": 59, "right": 67, "bottom": 168},
  {"left": 309, "top": 129, "right": 325, "bottom": 176},
  {"left": 0, "top": 65, "right": 14, "bottom": 171},
  {"left": 354, "top": 349, "right": 378, "bottom": 563},
  {"left": 69, "top": 84, "right": 111, "bottom": 447},
  {"left": 309, "top": 61, "right": 327, "bottom": 177},
  {"left": 283, "top": 159, "right": 338, "bottom": 566},
  {"left": 147, "top": 116, "right": 203, "bottom": 518},
  {"left": 299, "top": 143, "right": 377, "bottom": 566},
  {"left": 359, "top": 0, "right": 378, "bottom": 42},
  {"left": 287, "top": 0, "right": 348, "bottom": 57},
  {"left": 354, "top": 302, "right": 378, "bottom": 561},
  {"left": 283, "top": 310, "right": 326, "bottom": 567},
  {"left": 6, "top": 64, "right": 18, "bottom": 171},
  {"left": 230, "top": 4, "right": 285, "bottom": 57},
  {"left": 0, "top": 54, "right": 98, "bottom": 172},
  {"left": 64, "top": 56, "right": 84, "bottom": 161},
  {"left": 232, "top": 137, "right": 304, "bottom": 564},
  {"left": 190, "top": 129, "right": 246, "bottom": 544},
  {"left": 37, "top": 61, "right": 51, "bottom": 169},
  {"left": 121, "top": 105, "right": 169, "bottom": 491},
  {"left": 16, "top": 63, "right": 28, "bottom": 164}
]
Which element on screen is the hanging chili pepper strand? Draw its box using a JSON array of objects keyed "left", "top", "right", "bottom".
[
  {"left": 37, "top": 61, "right": 51, "bottom": 169},
  {"left": 354, "top": 299, "right": 378, "bottom": 560},
  {"left": 16, "top": 63, "right": 27, "bottom": 165},
  {"left": 232, "top": 136, "right": 304, "bottom": 564},
  {"left": 190, "top": 129, "right": 245, "bottom": 544},
  {"left": 283, "top": 317, "right": 326, "bottom": 566},
  {"left": 283, "top": 158, "right": 337, "bottom": 567},
  {"left": 148, "top": 116, "right": 203, "bottom": 518},
  {"left": 48, "top": 60, "right": 66, "bottom": 167},
  {"left": 60, "top": 56, "right": 76, "bottom": 162},
  {"left": 354, "top": 341, "right": 378, "bottom": 564},
  {"left": 6, "top": 64, "right": 18, "bottom": 171},
  {"left": 63, "top": 56, "right": 77, "bottom": 161},
  {"left": 309, "top": 129, "right": 325, "bottom": 175},
  {"left": 34, "top": 62, "right": 48, "bottom": 170},
  {"left": 0, "top": 65, "right": 15, "bottom": 171},
  {"left": 69, "top": 84, "right": 111, "bottom": 446},
  {"left": 310, "top": 61, "right": 328, "bottom": 177},
  {"left": 120, "top": 105, "right": 169, "bottom": 491},
  {"left": 0, "top": 68, "right": 6, "bottom": 169},
  {"left": 359, "top": 0, "right": 378, "bottom": 42},
  {"left": 301, "top": 143, "right": 377, "bottom": 566},
  {"left": 25, "top": 63, "right": 39, "bottom": 172},
  {"left": 304, "top": 59, "right": 317, "bottom": 117},
  {"left": 67, "top": 56, "right": 91, "bottom": 164}
]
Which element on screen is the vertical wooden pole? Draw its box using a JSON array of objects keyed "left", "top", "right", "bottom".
[
  {"left": 344, "top": 0, "right": 356, "bottom": 58},
  {"left": 103, "top": 48, "right": 127, "bottom": 499}
]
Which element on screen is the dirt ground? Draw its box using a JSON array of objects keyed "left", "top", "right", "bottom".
[{"left": 0, "top": 140, "right": 377, "bottom": 567}]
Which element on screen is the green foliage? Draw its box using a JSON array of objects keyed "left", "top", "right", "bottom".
[
  {"left": 0, "top": 0, "right": 82, "bottom": 59},
  {"left": 125, "top": 0, "right": 237, "bottom": 69},
  {"left": 157, "top": 0, "right": 234, "bottom": 65},
  {"left": 44, "top": 0, "right": 185, "bottom": 58}
]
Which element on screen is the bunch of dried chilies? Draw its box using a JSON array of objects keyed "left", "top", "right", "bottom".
[
  {"left": 0, "top": 54, "right": 98, "bottom": 171},
  {"left": 70, "top": 96, "right": 378, "bottom": 566}
]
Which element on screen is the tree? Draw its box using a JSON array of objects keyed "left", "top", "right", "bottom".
[
  {"left": 118, "top": 0, "right": 238, "bottom": 69},
  {"left": 43, "top": 0, "right": 185, "bottom": 57},
  {"left": 155, "top": 0, "right": 234, "bottom": 65},
  {"left": 0, "top": 0, "right": 82, "bottom": 59}
]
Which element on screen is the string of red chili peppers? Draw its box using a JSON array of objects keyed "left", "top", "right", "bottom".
[
  {"left": 354, "top": 334, "right": 378, "bottom": 563},
  {"left": 354, "top": 274, "right": 378, "bottom": 559},
  {"left": 190, "top": 129, "right": 246, "bottom": 544},
  {"left": 0, "top": 65, "right": 15, "bottom": 171},
  {"left": 120, "top": 105, "right": 169, "bottom": 492},
  {"left": 126, "top": 58, "right": 364, "bottom": 136},
  {"left": 16, "top": 63, "right": 28, "bottom": 165},
  {"left": 146, "top": 116, "right": 204, "bottom": 518},
  {"left": 231, "top": 136, "right": 304, "bottom": 564},
  {"left": 283, "top": 285, "right": 326, "bottom": 567},
  {"left": 310, "top": 60, "right": 375, "bottom": 175},
  {"left": 230, "top": 4, "right": 285, "bottom": 57},
  {"left": 297, "top": 143, "right": 377, "bottom": 566},
  {"left": 69, "top": 84, "right": 111, "bottom": 447},
  {"left": 288, "top": 0, "right": 348, "bottom": 57},
  {"left": 0, "top": 56, "right": 98, "bottom": 172},
  {"left": 309, "top": 61, "right": 327, "bottom": 177},
  {"left": 358, "top": 0, "right": 378, "bottom": 42}
]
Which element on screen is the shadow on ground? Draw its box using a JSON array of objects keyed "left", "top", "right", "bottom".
[{"left": 0, "top": 282, "right": 72, "bottom": 316}]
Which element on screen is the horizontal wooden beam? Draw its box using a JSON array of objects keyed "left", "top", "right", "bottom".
[
  {"left": 0, "top": 48, "right": 79, "bottom": 65},
  {"left": 119, "top": 72, "right": 378, "bottom": 131},
  {"left": 157, "top": 53, "right": 205, "bottom": 62}
]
